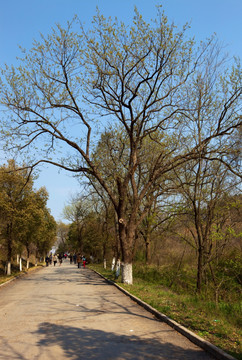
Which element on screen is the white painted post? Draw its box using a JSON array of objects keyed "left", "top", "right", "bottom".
[
  {"left": 111, "top": 257, "right": 115, "bottom": 271},
  {"left": 115, "top": 259, "right": 121, "bottom": 278}
]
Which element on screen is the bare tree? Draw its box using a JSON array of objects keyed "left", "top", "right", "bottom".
[
  {"left": 0, "top": 8, "right": 241, "bottom": 283},
  {"left": 173, "top": 158, "right": 241, "bottom": 293}
]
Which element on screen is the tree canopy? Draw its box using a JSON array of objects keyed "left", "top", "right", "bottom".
[{"left": 0, "top": 8, "right": 241, "bottom": 283}]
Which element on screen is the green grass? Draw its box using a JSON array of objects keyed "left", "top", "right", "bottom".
[{"left": 89, "top": 263, "right": 242, "bottom": 360}]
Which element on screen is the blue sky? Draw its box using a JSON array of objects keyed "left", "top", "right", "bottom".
[{"left": 0, "top": 0, "right": 241, "bottom": 222}]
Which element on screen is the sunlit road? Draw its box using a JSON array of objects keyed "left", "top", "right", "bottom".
[{"left": 0, "top": 261, "right": 215, "bottom": 360}]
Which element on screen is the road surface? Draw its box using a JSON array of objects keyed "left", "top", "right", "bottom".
[{"left": 0, "top": 261, "right": 215, "bottom": 360}]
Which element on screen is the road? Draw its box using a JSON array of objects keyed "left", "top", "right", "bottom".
[{"left": 0, "top": 261, "right": 215, "bottom": 360}]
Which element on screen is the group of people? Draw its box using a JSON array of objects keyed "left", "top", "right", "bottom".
[
  {"left": 45, "top": 253, "right": 63, "bottom": 266},
  {"left": 45, "top": 253, "right": 86, "bottom": 268},
  {"left": 68, "top": 253, "right": 86, "bottom": 268},
  {"left": 77, "top": 254, "right": 86, "bottom": 268}
]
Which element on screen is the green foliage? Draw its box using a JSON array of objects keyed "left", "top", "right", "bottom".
[{"left": 0, "top": 160, "right": 56, "bottom": 272}]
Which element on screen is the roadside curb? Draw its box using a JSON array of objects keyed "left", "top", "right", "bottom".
[
  {"left": 92, "top": 269, "right": 236, "bottom": 360},
  {"left": 0, "top": 276, "right": 17, "bottom": 288},
  {"left": 0, "top": 265, "right": 44, "bottom": 289}
]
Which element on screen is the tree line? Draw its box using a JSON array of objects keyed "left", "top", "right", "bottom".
[
  {"left": 58, "top": 156, "right": 241, "bottom": 296},
  {"left": 0, "top": 160, "right": 56, "bottom": 275},
  {"left": 0, "top": 7, "right": 241, "bottom": 287}
]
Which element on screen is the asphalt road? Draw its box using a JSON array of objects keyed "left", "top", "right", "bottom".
[{"left": 0, "top": 261, "right": 215, "bottom": 360}]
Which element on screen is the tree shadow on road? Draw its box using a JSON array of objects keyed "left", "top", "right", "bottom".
[
  {"left": 35, "top": 322, "right": 213, "bottom": 360},
  {"left": 20, "top": 266, "right": 108, "bottom": 287}
]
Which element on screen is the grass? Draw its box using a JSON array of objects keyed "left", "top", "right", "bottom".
[{"left": 89, "top": 263, "right": 242, "bottom": 360}]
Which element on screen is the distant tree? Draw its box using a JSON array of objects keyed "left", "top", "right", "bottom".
[
  {"left": 56, "top": 222, "right": 69, "bottom": 254},
  {"left": 0, "top": 160, "right": 56, "bottom": 273},
  {"left": 0, "top": 160, "right": 34, "bottom": 274},
  {"left": 0, "top": 8, "right": 241, "bottom": 283},
  {"left": 81, "top": 211, "right": 104, "bottom": 261},
  {"left": 139, "top": 194, "right": 175, "bottom": 265},
  {"left": 40, "top": 210, "right": 57, "bottom": 256},
  {"left": 30, "top": 198, "right": 57, "bottom": 263},
  {"left": 63, "top": 197, "right": 89, "bottom": 254},
  {"left": 173, "top": 159, "right": 241, "bottom": 293},
  {"left": 84, "top": 173, "right": 121, "bottom": 264},
  {"left": 64, "top": 194, "right": 114, "bottom": 261},
  {"left": 18, "top": 187, "right": 48, "bottom": 268}
]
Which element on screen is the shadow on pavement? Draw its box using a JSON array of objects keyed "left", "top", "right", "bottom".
[
  {"left": 34, "top": 322, "right": 212, "bottom": 360},
  {"left": 20, "top": 266, "right": 108, "bottom": 286}
]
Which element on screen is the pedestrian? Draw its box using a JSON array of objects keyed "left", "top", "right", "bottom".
[
  {"left": 58, "top": 253, "right": 62, "bottom": 266},
  {"left": 53, "top": 254, "right": 58, "bottom": 266},
  {"left": 82, "top": 256, "right": 86, "bottom": 269},
  {"left": 70, "top": 254, "right": 73, "bottom": 264},
  {"left": 77, "top": 254, "right": 82, "bottom": 268},
  {"left": 45, "top": 255, "right": 49, "bottom": 267},
  {"left": 73, "top": 254, "right": 77, "bottom": 264}
]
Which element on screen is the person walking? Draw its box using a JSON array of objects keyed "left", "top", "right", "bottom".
[
  {"left": 53, "top": 254, "right": 58, "bottom": 266},
  {"left": 58, "top": 254, "right": 62, "bottom": 266},
  {"left": 77, "top": 254, "right": 82, "bottom": 268},
  {"left": 69, "top": 254, "right": 73, "bottom": 264},
  {"left": 82, "top": 256, "right": 86, "bottom": 269},
  {"left": 45, "top": 255, "right": 49, "bottom": 267}
]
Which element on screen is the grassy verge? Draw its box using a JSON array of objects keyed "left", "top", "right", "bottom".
[{"left": 89, "top": 263, "right": 241, "bottom": 360}]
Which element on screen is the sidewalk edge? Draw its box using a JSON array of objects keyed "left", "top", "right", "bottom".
[
  {"left": 0, "top": 266, "right": 44, "bottom": 288},
  {"left": 92, "top": 269, "right": 236, "bottom": 360}
]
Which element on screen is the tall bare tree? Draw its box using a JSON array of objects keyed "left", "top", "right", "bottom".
[{"left": 0, "top": 8, "right": 241, "bottom": 283}]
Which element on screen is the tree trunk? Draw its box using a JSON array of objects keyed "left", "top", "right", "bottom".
[
  {"left": 145, "top": 236, "right": 151, "bottom": 265},
  {"left": 35, "top": 249, "right": 39, "bottom": 266},
  {"left": 115, "top": 259, "right": 121, "bottom": 278},
  {"left": 26, "top": 246, "right": 30, "bottom": 269},
  {"left": 117, "top": 182, "right": 137, "bottom": 284},
  {"left": 7, "top": 261, "right": 11, "bottom": 275},
  {"left": 114, "top": 214, "right": 121, "bottom": 261},
  {"left": 7, "top": 223, "right": 13, "bottom": 276},
  {"left": 119, "top": 221, "right": 135, "bottom": 284},
  {"left": 122, "top": 263, "right": 133, "bottom": 284},
  {"left": 111, "top": 257, "right": 116, "bottom": 271},
  {"left": 120, "top": 232, "right": 135, "bottom": 284},
  {"left": 19, "top": 257, "right": 22, "bottom": 271},
  {"left": 103, "top": 241, "right": 107, "bottom": 264},
  {"left": 196, "top": 248, "right": 203, "bottom": 293}
]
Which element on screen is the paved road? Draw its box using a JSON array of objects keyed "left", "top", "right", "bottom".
[{"left": 0, "top": 261, "right": 215, "bottom": 360}]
